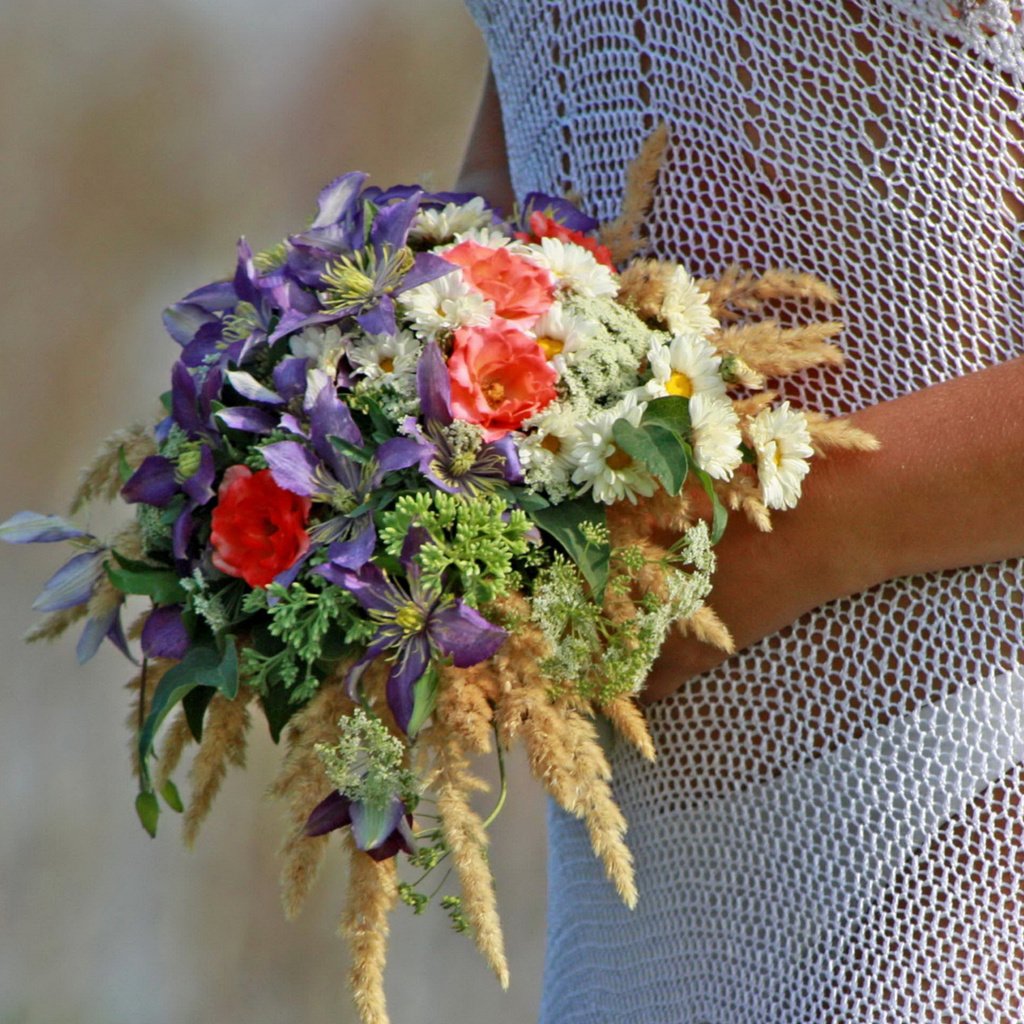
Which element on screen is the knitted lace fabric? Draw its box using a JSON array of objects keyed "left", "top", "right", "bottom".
[{"left": 464, "top": 1, "right": 1024, "bottom": 1021}]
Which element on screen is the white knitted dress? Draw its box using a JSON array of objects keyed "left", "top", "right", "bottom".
[{"left": 464, "top": 1, "right": 1024, "bottom": 1021}]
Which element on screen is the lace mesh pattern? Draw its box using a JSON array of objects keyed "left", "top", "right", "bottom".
[{"left": 465, "top": 1, "right": 1024, "bottom": 1020}]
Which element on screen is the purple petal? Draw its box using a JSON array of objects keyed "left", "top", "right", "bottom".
[
  {"left": 181, "top": 279, "right": 238, "bottom": 313},
  {"left": 343, "top": 632, "right": 395, "bottom": 699},
  {"left": 398, "top": 251, "right": 456, "bottom": 293},
  {"left": 262, "top": 441, "right": 322, "bottom": 498},
  {"left": 310, "top": 381, "right": 362, "bottom": 457},
  {"left": 489, "top": 435, "right": 524, "bottom": 484},
  {"left": 356, "top": 296, "right": 396, "bottom": 336},
  {"left": 304, "top": 790, "right": 353, "bottom": 836},
  {"left": 171, "top": 508, "right": 193, "bottom": 564},
  {"left": 417, "top": 341, "right": 453, "bottom": 425},
  {"left": 273, "top": 357, "right": 310, "bottom": 402},
  {"left": 311, "top": 172, "right": 369, "bottom": 230},
  {"left": 75, "top": 602, "right": 122, "bottom": 664},
  {"left": 121, "top": 456, "right": 179, "bottom": 507},
  {"left": 367, "top": 814, "right": 416, "bottom": 861},
  {"left": 324, "top": 520, "right": 377, "bottom": 571},
  {"left": 318, "top": 561, "right": 398, "bottom": 613},
  {"left": 0, "top": 511, "right": 87, "bottom": 544},
  {"left": 370, "top": 192, "right": 422, "bottom": 251},
  {"left": 521, "top": 192, "right": 599, "bottom": 233},
  {"left": 182, "top": 446, "right": 215, "bottom": 506},
  {"left": 430, "top": 601, "right": 507, "bottom": 667},
  {"left": 271, "top": 549, "right": 312, "bottom": 589},
  {"left": 32, "top": 549, "right": 104, "bottom": 611},
  {"left": 225, "top": 370, "right": 283, "bottom": 405},
  {"left": 170, "top": 362, "right": 202, "bottom": 436},
  {"left": 375, "top": 436, "right": 426, "bottom": 477},
  {"left": 399, "top": 526, "right": 431, "bottom": 567},
  {"left": 386, "top": 637, "right": 430, "bottom": 733},
  {"left": 268, "top": 308, "right": 342, "bottom": 345},
  {"left": 105, "top": 609, "right": 134, "bottom": 661},
  {"left": 162, "top": 301, "right": 219, "bottom": 347},
  {"left": 141, "top": 605, "right": 190, "bottom": 660},
  {"left": 351, "top": 796, "right": 406, "bottom": 852},
  {"left": 215, "top": 406, "right": 280, "bottom": 434}
]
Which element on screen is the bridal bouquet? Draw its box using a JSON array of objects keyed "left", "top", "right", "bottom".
[{"left": 2, "top": 132, "right": 876, "bottom": 1023}]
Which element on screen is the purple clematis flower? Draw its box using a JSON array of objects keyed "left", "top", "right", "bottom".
[
  {"left": 402, "top": 341, "right": 523, "bottom": 495},
  {"left": 0, "top": 512, "right": 131, "bottom": 663},
  {"left": 262, "top": 384, "right": 420, "bottom": 568},
  {"left": 318, "top": 548, "right": 506, "bottom": 734},
  {"left": 304, "top": 789, "right": 415, "bottom": 861}
]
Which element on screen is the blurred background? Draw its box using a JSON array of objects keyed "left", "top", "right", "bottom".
[{"left": 0, "top": 2, "right": 548, "bottom": 1022}]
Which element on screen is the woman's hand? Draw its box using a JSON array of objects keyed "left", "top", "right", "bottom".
[{"left": 643, "top": 355, "right": 1024, "bottom": 702}]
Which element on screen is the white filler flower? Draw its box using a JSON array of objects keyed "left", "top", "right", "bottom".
[
  {"left": 749, "top": 401, "right": 814, "bottom": 510},
  {"left": 570, "top": 394, "right": 657, "bottom": 505},
  {"left": 690, "top": 392, "right": 743, "bottom": 481}
]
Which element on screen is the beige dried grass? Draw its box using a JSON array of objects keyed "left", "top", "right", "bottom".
[
  {"left": 69, "top": 424, "right": 156, "bottom": 514},
  {"left": 600, "top": 696, "right": 656, "bottom": 761},
  {"left": 342, "top": 836, "right": 398, "bottom": 1024}
]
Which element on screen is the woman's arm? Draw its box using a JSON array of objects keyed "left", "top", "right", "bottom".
[
  {"left": 455, "top": 67, "right": 515, "bottom": 214},
  {"left": 643, "top": 354, "right": 1024, "bottom": 701}
]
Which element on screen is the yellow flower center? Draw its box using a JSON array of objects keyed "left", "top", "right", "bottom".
[
  {"left": 773, "top": 443, "right": 784, "bottom": 468},
  {"left": 394, "top": 603, "right": 425, "bottom": 635},
  {"left": 541, "top": 433, "right": 562, "bottom": 455},
  {"left": 665, "top": 370, "right": 694, "bottom": 397},
  {"left": 536, "top": 336, "right": 564, "bottom": 359},
  {"left": 482, "top": 380, "right": 505, "bottom": 407},
  {"left": 605, "top": 444, "right": 633, "bottom": 471},
  {"left": 379, "top": 356, "right": 395, "bottom": 374}
]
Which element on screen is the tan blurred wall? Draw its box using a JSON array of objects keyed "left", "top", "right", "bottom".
[{"left": 0, "top": 3, "right": 548, "bottom": 1022}]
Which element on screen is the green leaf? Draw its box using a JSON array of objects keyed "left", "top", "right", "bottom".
[
  {"left": 329, "top": 435, "right": 372, "bottom": 465},
  {"left": 183, "top": 686, "right": 214, "bottom": 742},
  {"left": 690, "top": 462, "right": 729, "bottom": 544},
  {"left": 260, "top": 683, "right": 302, "bottom": 744},
  {"left": 407, "top": 664, "right": 440, "bottom": 739},
  {"left": 106, "top": 552, "right": 186, "bottom": 605},
  {"left": 739, "top": 442, "right": 757, "bottom": 465},
  {"left": 611, "top": 419, "right": 689, "bottom": 496},
  {"left": 641, "top": 395, "right": 692, "bottom": 438},
  {"left": 136, "top": 791, "right": 160, "bottom": 837},
  {"left": 501, "top": 486, "right": 550, "bottom": 514},
  {"left": 529, "top": 498, "right": 610, "bottom": 598},
  {"left": 160, "top": 778, "right": 184, "bottom": 813},
  {"left": 117, "top": 446, "right": 133, "bottom": 485},
  {"left": 137, "top": 642, "right": 239, "bottom": 787}
]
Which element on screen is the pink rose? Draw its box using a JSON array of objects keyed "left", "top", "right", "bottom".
[
  {"left": 448, "top": 322, "right": 558, "bottom": 441},
  {"left": 444, "top": 240, "right": 555, "bottom": 326}
]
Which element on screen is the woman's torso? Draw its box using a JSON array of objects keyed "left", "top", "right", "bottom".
[{"left": 465, "top": 1, "right": 1024, "bottom": 1020}]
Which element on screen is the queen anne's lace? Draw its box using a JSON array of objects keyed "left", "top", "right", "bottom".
[{"left": 466, "top": 0, "right": 1024, "bottom": 1020}]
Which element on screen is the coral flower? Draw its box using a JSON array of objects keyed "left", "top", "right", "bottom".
[
  {"left": 443, "top": 239, "right": 555, "bottom": 325},
  {"left": 517, "top": 210, "right": 617, "bottom": 270},
  {"left": 447, "top": 321, "right": 558, "bottom": 441},
  {"left": 210, "top": 466, "right": 312, "bottom": 587}
]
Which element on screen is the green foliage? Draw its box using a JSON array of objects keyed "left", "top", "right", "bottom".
[
  {"left": 239, "top": 575, "right": 372, "bottom": 703},
  {"left": 528, "top": 497, "right": 610, "bottom": 599},
  {"left": 378, "top": 492, "right": 534, "bottom": 606},
  {"left": 135, "top": 792, "right": 160, "bottom": 838},
  {"left": 137, "top": 642, "right": 240, "bottom": 792},
  {"left": 106, "top": 551, "right": 186, "bottom": 605},
  {"left": 440, "top": 895, "right": 470, "bottom": 934}
]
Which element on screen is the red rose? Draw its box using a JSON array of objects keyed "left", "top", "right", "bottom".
[
  {"left": 210, "top": 466, "right": 311, "bottom": 587},
  {"left": 444, "top": 239, "right": 555, "bottom": 325},
  {"left": 516, "top": 211, "right": 617, "bottom": 270}
]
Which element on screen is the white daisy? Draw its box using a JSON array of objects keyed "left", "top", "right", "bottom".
[
  {"left": 448, "top": 227, "right": 534, "bottom": 254},
  {"left": 530, "top": 302, "right": 598, "bottom": 374},
  {"left": 288, "top": 324, "right": 347, "bottom": 376},
  {"left": 529, "top": 236, "right": 618, "bottom": 298},
  {"left": 749, "top": 401, "right": 814, "bottom": 510},
  {"left": 570, "top": 394, "right": 658, "bottom": 505},
  {"left": 399, "top": 270, "right": 494, "bottom": 340},
  {"left": 519, "top": 400, "right": 584, "bottom": 486},
  {"left": 689, "top": 393, "right": 743, "bottom": 481},
  {"left": 407, "top": 197, "right": 493, "bottom": 245},
  {"left": 645, "top": 333, "right": 727, "bottom": 401},
  {"left": 661, "top": 266, "right": 718, "bottom": 338},
  {"left": 346, "top": 330, "right": 421, "bottom": 389}
]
